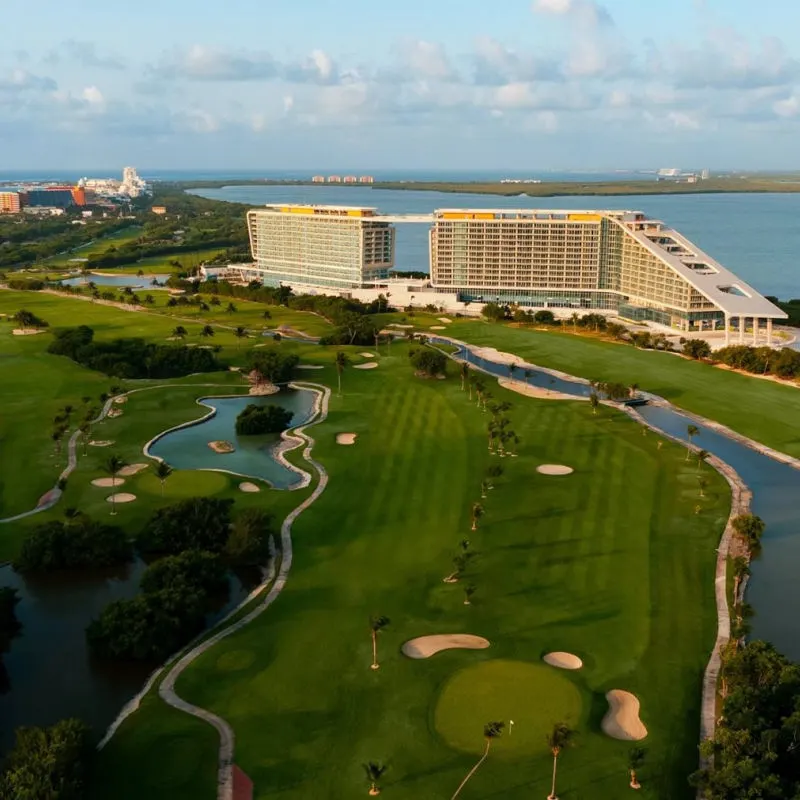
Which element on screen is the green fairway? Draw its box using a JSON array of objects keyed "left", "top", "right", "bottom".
[
  {"left": 435, "top": 660, "right": 583, "bottom": 756},
  {"left": 93, "top": 345, "right": 728, "bottom": 799},
  {"left": 440, "top": 319, "right": 800, "bottom": 458},
  {"left": 37, "top": 226, "right": 144, "bottom": 268}
]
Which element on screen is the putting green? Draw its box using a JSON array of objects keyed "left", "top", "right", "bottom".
[
  {"left": 435, "top": 660, "right": 582, "bottom": 757},
  {"left": 134, "top": 469, "right": 231, "bottom": 498}
]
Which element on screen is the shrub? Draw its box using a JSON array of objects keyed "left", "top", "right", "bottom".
[
  {"left": 137, "top": 497, "right": 235, "bottom": 555},
  {"left": 235, "top": 403, "right": 294, "bottom": 435},
  {"left": 682, "top": 339, "right": 712, "bottom": 359},
  {"left": 409, "top": 347, "right": 447, "bottom": 377}
]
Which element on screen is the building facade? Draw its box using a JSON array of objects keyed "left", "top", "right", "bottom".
[
  {"left": 247, "top": 204, "right": 395, "bottom": 290},
  {"left": 429, "top": 209, "right": 785, "bottom": 333},
  {"left": 23, "top": 188, "right": 75, "bottom": 208},
  {"left": 0, "top": 192, "right": 22, "bottom": 213}
]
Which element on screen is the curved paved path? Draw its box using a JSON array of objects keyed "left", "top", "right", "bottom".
[{"left": 155, "top": 382, "right": 330, "bottom": 800}]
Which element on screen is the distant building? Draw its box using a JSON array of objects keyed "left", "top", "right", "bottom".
[
  {"left": 0, "top": 191, "right": 22, "bottom": 214},
  {"left": 151, "top": 206, "right": 167, "bottom": 215},
  {"left": 71, "top": 186, "right": 87, "bottom": 206},
  {"left": 359, "top": 176, "right": 375, "bottom": 184},
  {"left": 24, "top": 188, "right": 74, "bottom": 208},
  {"left": 327, "top": 175, "right": 342, "bottom": 183},
  {"left": 247, "top": 204, "right": 395, "bottom": 289},
  {"left": 311, "top": 176, "right": 326, "bottom": 183},
  {"left": 343, "top": 175, "right": 358, "bottom": 184},
  {"left": 701, "top": 169, "right": 711, "bottom": 180}
]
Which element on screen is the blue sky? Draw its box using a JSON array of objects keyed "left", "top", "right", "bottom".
[{"left": 2, "top": 0, "right": 800, "bottom": 171}]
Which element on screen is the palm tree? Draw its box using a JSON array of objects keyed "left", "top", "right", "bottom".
[
  {"left": 226, "top": 302, "right": 237, "bottom": 314},
  {"left": 79, "top": 421, "right": 91, "bottom": 456},
  {"left": 450, "top": 722, "right": 504, "bottom": 799},
  {"left": 369, "top": 615, "right": 390, "bottom": 670},
  {"left": 629, "top": 382, "right": 639, "bottom": 398},
  {"left": 590, "top": 392, "right": 599, "bottom": 415},
  {"left": 51, "top": 426, "right": 67, "bottom": 458},
  {"left": 546, "top": 722, "right": 575, "bottom": 800},
  {"left": 698, "top": 476, "right": 708, "bottom": 498},
  {"left": 686, "top": 424, "right": 699, "bottom": 460},
  {"left": 262, "top": 310, "right": 272, "bottom": 321},
  {"left": 628, "top": 747, "right": 646, "bottom": 790},
  {"left": 104, "top": 454, "right": 127, "bottom": 516},
  {"left": 696, "top": 449, "right": 709, "bottom": 471},
  {"left": 464, "top": 583, "right": 476, "bottom": 605},
  {"left": 508, "top": 362, "right": 517, "bottom": 379},
  {"left": 155, "top": 462, "right": 173, "bottom": 497},
  {"left": 201, "top": 324, "right": 214, "bottom": 338},
  {"left": 471, "top": 502, "right": 484, "bottom": 531},
  {"left": 732, "top": 556, "right": 750, "bottom": 604},
  {"left": 335, "top": 351, "right": 348, "bottom": 396},
  {"left": 460, "top": 361, "right": 470, "bottom": 391},
  {"left": 363, "top": 762, "right": 387, "bottom": 796},
  {"left": 234, "top": 326, "right": 248, "bottom": 348},
  {"left": 172, "top": 325, "right": 187, "bottom": 339}
]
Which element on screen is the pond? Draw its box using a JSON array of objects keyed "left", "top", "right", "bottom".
[
  {"left": 450, "top": 339, "right": 800, "bottom": 660},
  {"left": 0, "top": 560, "right": 258, "bottom": 753},
  {"left": 60, "top": 273, "right": 170, "bottom": 289},
  {"left": 147, "top": 390, "right": 316, "bottom": 488}
]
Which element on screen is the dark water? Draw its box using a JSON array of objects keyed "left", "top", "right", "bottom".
[
  {"left": 148, "top": 390, "right": 316, "bottom": 488},
  {"left": 191, "top": 185, "right": 800, "bottom": 301},
  {"left": 453, "top": 342, "right": 800, "bottom": 659},
  {"left": 0, "top": 560, "right": 256, "bottom": 753}
]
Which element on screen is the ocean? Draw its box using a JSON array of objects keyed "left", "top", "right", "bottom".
[{"left": 190, "top": 184, "right": 800, "bottom": 301}]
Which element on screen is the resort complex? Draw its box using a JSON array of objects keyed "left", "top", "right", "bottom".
[{"left": 245, "top": 204, "right": 786, "bottom": 338}]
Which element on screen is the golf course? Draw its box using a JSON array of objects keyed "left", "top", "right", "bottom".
[{"left": 0, "top": 287, "right": 738, "bottom": 798}]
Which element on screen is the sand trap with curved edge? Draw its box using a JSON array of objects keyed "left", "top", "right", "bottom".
[
  {"left": 336, "top": 433, "right": 357, "bottom": 445},
  {"left": 117, "top": 463, "right": 148, "bottom": 476},
  {"left": 402, "top": 634, "right": 490, "bottom": 659},
  {"left": 107, "top": 408, "right": 123, "bottom": 418},
  {"left": 438, "top": 317, "right": 453, "bottom": 323},
  {"left": 113, "top": 396, "right": 128, "bottom": 404},
  {"left": 239, "top": 482, "right": 261, "bottom": 493},
  {"left": 601, "top": 690, "right": 648, "bottom": 741},
  {"left": 359, "top": 352, "right": 375, "bottom": 358},
  {"left": 543, "top": 652, "right": 583, "bottom": 670},
  {"left": 537, "top": 464, "right": 574, "bottom": 476},
  {"left": 430, "top": 326, "right": 446, "bottom": 330},
  {"left": 296, "top": 364, "right": 324, "bottom": 370},
  {"left": 12, "top": 329, "right": 46, "bottom": 336},
  {"left": 92, "top": 477, "right": 125, "bottom": 488},
  {"left": 106, "top": 493, "right": 137, "bottom": 504},
  {"left": 89, "top": 440, "right": 115, "bottom": 447},
  {"left": 353, "top": 362, "right": 378, "bottom": 370}
]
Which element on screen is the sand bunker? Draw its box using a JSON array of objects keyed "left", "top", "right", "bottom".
[
  {"left": 296, "top": 364, "right": 324, "bottom": 370},
  {"left": 402, "top": 634, "right": 490, "bottom": 659},
  {"left": 336, "top": 433, "right": 357, "bottom": 445},
  {"left": 543, "top": 652, "right": 583, "bottom": 670},
  {"left": 89, "top": 440, "right": 115, "bottom": 447},
  {"left": 601, "top": 690, "right": 648, "bottom": 741},
  {"left": 389, "top": 323, "right": 414, "bottom": 329},
  {"left": 239, "top": 482, "right": 261, "bottom": 493},
  {"left": 228, "top": 366, "right": 241, "bottom": 372},
  {"left": 498, "top": 378, "right": 580, "bottom": 402},
  {"left": 359, "top": 352, "right": 375, "bottom": 358},
  {"left": 107, "top": 408, "right": 123, "bottom": 418},
  {"left": 438, "top": 317, "right": 453, "bottom": 323},
  {"left": 12, "top": 329, "right": 46, "bottom": 336},
  {"left": 353, "top": 362, "right": 378, "bottom": 370},
  {"left": 209, "top": 440, "right": 235, "bottom": 454},
  {"left": 472, "top": 346, "right": 524, "bottom": 366},
  {"left": 430, "top": 326, "right": 446, "bottom": 330},
  {"left": 91, "top": 477, "right": 125, "bottom": 488},
  {"left": 113, "top": 396, "right": 128, "bottom": 404},
  {"left": 106, "top": 493, "right": 137, "bottom": 504},
  {"left": 117, "top": 463, "right": 149, "bottom": 476},
  {"left": 537, "top": 464, "right": 574, "bottom": 476}
]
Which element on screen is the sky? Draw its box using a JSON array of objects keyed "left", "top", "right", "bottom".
[{"left": 2, "top": 0, "right": 800, "bottom": 172}]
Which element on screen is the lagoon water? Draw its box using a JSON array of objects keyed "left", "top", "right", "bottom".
[
  {"left": 148, "top": 390, "right": 316, "bottom": 488},
  {"left": 191, "top": 185, "right": 800, "bottom": 301}
]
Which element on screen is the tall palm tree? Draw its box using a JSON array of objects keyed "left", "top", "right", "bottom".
[
  {"left": 172, "top": 325, "right": 187, "bottom": 339},
  {"left": 104, "top": 454, "right": 127, "bottom": 516},
  {"left": 226, "top": 302, "right": 237, "bottom": 314},
  {"left": 590, "top": 392, "right": 600, "bottom": 414},
  {"left": 369, "top": 615, "right": 390, "bottom": 670},
  {"left": 686, "top": 424, "right": 699, "bottom": 460},
  {"left": 696, "top": 449, "right": 709, "bottom": 471},
  {"left": 546, "top": 722, "right": 575, "bottom": 800},
  {"left": 464, "top": 583, "right": 476, "bottom": 605},
  {"left": 460, "top": 361, "right": 470, "bottom": 391},
  {"left": 335, "top": 351, "right": 348, "bottom": 396},
  {"left": 201, "top": 324, "right": 214, "bottom": 338},
  {"left": 79, "top": 421, "right": 91, "bottom": 456},
  {"left": 234, "top": 326, "right": 248, "bottom": 348},
  {"left": 508, "top": 362, "right": 518, "bottom": 379},
  {"left": 698, "top": 476, "right": 708, "bottom": 498},
  {"left": 450, "top": 722, "right": 504, "bottom": 799},
  {"left": 732, "top": 556, "right": 750, "bottom": 604},
  {"left": 628, "top": 747, "right": 646, "bottom": 790},
  {"left": 363, "top": 762, "right": 387, "bottom": 796},
  {"left": 471, "top": 502, "right": 484, "bottom": 531},
  {"left": 155, "top": 462, "right": 173, "bottom": 497}
]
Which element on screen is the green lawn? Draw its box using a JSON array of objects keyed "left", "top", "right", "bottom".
[
  {"left": 93, "top": 346, "right": 728, "bottom": 799},
  {"left": 438, "top": 319, "right": 800, "bottom": 458},
  {"left": 35, "top": 226, "right": 144, "bottom": 268}
]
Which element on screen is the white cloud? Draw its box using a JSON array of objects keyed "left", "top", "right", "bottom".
[
  {"left": 774, "top": 95, "right": 800, "bottom": 118},
  {"left": 81, "top": 86, "right": 104, "bottom": 105},
  {"left": 533, "top": 0, "right": 613, "bottom": 27},
  {"left": 398, "top": 40, "right": 454, "bottom": 81},
  {"left": 667, "top": 110, "right": 701, "bottom": 130}
]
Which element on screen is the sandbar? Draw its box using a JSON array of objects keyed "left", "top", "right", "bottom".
[{"left": 208, "top": 440, "right": 235, "bottom": 454}]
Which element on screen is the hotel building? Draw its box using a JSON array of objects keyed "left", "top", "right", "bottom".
[
  {"left": 247, "top": 204, "right": 395, "bottom": 290},
  {"left": 429, "top": 209, "right": 785, "bottom": 335},
  {"left": 0, "top": 191, "right": 22, "bottom": 214},
  {"left": 245, "top": 204, "right": 785, "bottom": 337}
]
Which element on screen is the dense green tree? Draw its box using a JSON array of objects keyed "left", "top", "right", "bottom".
[
  {"left": 682, "top": 339, "right": 712, "bottom": 359},
  {"left": 140, "top": 550, "right": 226, "bottom": 596},
  {"left": 245, "top": 349, "right": 299, "bottom": 384},
  {"left": 235, "top": 403, "right": 293, "bottom": 435},
  {"left": 225, "top": 509, "right": 275, "bottom": 566},
  {"left": 409, "top": 348, "right": 447, "bottom": 377},
  {"left": 732, "top": 513, "right": 766, "bottom": 551},
  {"left": 137, "top": 497, "right": 234, "bottom": 555},
  {"left": 0, "top": 718, "right": 92, "bottom": 800}
]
